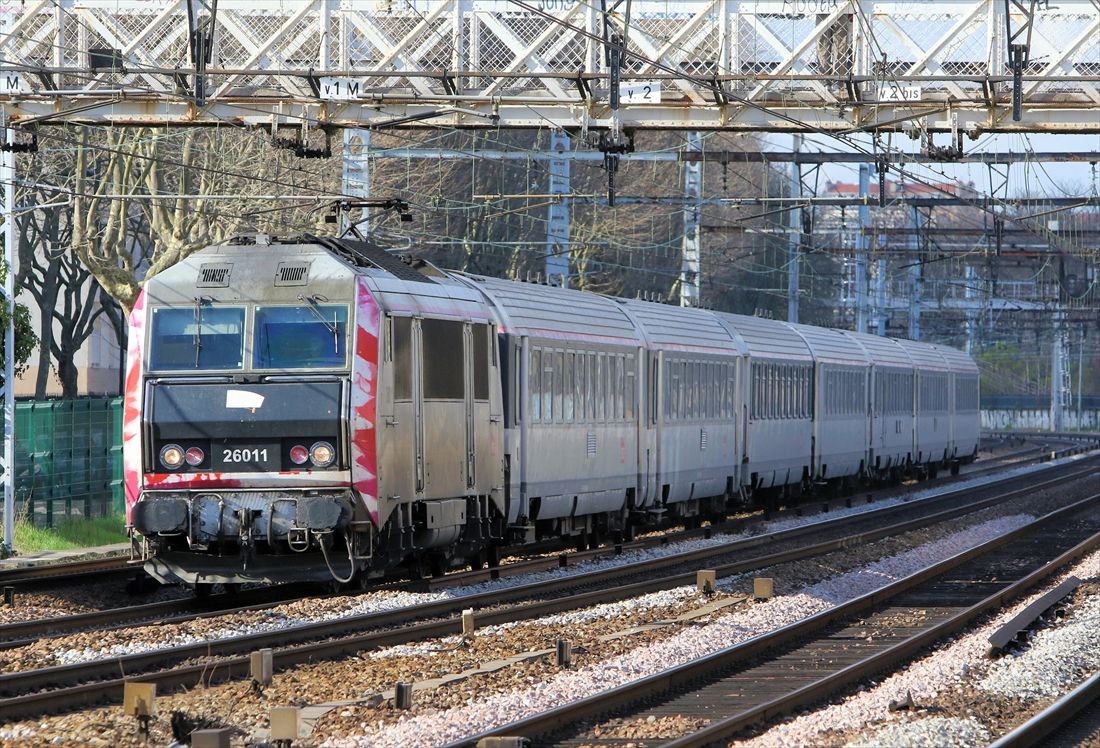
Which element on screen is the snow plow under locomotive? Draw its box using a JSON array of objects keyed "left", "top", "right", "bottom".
[{"left": 125, "top": 236, "right": 980, "bottom": 588}]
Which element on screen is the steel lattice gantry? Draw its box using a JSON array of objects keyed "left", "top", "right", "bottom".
[{"left": 0, "top": 0, "right": 1099, "bottom": 132}]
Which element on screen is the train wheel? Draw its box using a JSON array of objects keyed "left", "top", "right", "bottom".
[
  {"left": 223, "top": 583, "right": 241, "bottom": 595},
  {"left": 950, "top": 462, "right": 961, "bottom": 476},
  {"left": 468, "top": 550, "right": 485, "bottom": 571},
  {"left": 125, "top": 573, "right": 160, "bottom": 596},
  {"left": 409, "top": 556, "right": 431, "bottom": 580},
  {"left": 486, "top": 545, "right": 501, "bottom": 568},
  {"left": 193, "top": 583, "right": 214, "bottom": 599}
]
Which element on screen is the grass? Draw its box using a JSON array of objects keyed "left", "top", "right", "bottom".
[{"left": 13, "top": 514, "right": 128, "bottom": 554}]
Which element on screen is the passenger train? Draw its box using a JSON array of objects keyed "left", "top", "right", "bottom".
[{"left": 124, "top": 236, "right": 980, "bottom": 587}]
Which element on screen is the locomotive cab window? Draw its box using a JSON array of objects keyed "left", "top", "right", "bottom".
[
  {"left": 473, "top": 324, "right": 491, "bottom": 401},
  {"left": 149, "top": 305, "right": 245, "bottom": 371},
  {"left": 393, "top": 316, "right": 413, "bottom": 400},
  {"left": 422, "top": 318, "right": 465, "bottom": 400},
  {"left": 254, "top": 304, "right": 348, "bottom": 370}
]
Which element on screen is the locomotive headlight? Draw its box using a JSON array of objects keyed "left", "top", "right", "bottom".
[
  {"left": 184, "top": 447, "right": 205, "bottom": 467},
  {"left": 309, "top": 441, "right": 335, "bottom": 467},
  {"left": 289, "top": 445, "right": 309, "bottom": 465},
  {"left": 160, "top": 444, "right": 185, "bottom": 469}
]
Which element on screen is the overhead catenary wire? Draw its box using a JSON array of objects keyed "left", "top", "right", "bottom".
[
  {"left": 0, "top": 9, "right": 1095, "bottom": 310},
  {"left": 0, "top": 59, "right": 1086, "bottom": 283}
]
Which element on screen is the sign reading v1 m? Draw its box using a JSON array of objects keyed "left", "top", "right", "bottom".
[{"left": 318, "top": 77, "right": 363, "bottom": 101}]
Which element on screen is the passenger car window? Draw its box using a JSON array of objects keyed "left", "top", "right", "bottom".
[
  {"left": 529, "top": 348, "right": 542, "bottom": 420},
  {"left": 149, "top": 306, "right": 245, "bottom": 371},
  {"left": 567, "top": 352, "right": 576, "bottom": 420},
  {"left": 254, "top": 305, "right": 348, "bottom": 370}
]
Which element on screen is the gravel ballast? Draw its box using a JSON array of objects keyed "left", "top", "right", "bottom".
[
  {"left": 336, "top": 515, "right": 1032, "bottom": 748},
  {"left": 7, "top": 457, "right": 1071, "bottom": 671},
  {"left": 745, "top": 545, "right": 1100, "bottom": 748},
  {"left": 0, "top": 456, "right": 1095, "bottom": 747}
]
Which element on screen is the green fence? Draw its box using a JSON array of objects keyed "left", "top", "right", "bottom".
[{"left": 14, "top": 398, "right": 124, "bottom": 527}]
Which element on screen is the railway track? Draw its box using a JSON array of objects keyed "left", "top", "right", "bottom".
[
  {"left": 0, "top": 555, "right": 132, "bottom": 589},
  {"left": 455, "top": 492, "right": 1100, "bottom": 748},
  {"left": 0, "top": 434, "right": 1081, "bottom": 648},
  {"left": 990, "top": 669, "right": 1100, "bottom": 748},
  {"left": 1, "top": 455, "right": 1096, "bottom": 722},
  {"left": 0, "top": 430, "right": 1081, "bottom": 596},
  {"left": 0, "top": 518, "right": 731, "bottom": 649}
]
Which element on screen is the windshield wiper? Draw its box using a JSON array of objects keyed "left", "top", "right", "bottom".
[
  {"left": 298, "top": 294, "right": 340, "bottom": 353},
  {"left": 193, "top": 296, "right": 205, "bottom": 368},
  {"left": 191, "top": 296, "right": 218, "bottom": 367}
]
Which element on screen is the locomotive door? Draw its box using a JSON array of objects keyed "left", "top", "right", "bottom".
[
  {"left": 413, "top": 320, "right": 426, "bottom": 494},
  {"left": 642, "top": 352, "right": 660, "bottom": 508},
  {"left": 463, "top": 323, "right": 475, "bottom": 487},
  {"left": 381, "top": 316, "right": 421, "bottom": 505},
  {"left": 651, "top": 350, "right": 663, "bottom": 505}
]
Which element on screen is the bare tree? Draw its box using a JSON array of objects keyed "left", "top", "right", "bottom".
[
  {"left": 60, "top": 126, "right": 337, "bottom": 315},
  {"left": 15, "top": 192, "right": 119, "bottom": 397}
]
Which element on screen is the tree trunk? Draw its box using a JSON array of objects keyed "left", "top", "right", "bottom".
[
  {"left": 34, "top": 313, "right": 53, "bottom": 398},
  {"left": 55, "top": 347, "right": 79, "bottom": 399},
  {"left": 34, "top": 281, "right": 58, "bottom": 398}
]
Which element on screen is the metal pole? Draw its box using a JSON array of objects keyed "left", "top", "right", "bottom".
[
  {"left": 965, "top": 264, "right": 977, "bottom": 353},
  {"left": 2, "top": 110, "right": 15, "bottom": 555},
  {"left": 680, "top": 132, "right": 702, "bottom": 308},
  {"left": 908, "top": 205, "right": 923, "bottom": 341},
  {"left": 875, "top": 256, "right": 887, "bottom": 336},
  {"left": 855, "top": 163, "right": 870, "bottom": 333},
  {"left": 1077, "top": 330, "right": 1084, "bottom": 424},
  {"left": 1050, "top": 309, "right": 1064, "bottom": 432},
  {"left": 545, "top": 130, "right": 571, "bottom": 287},
  {"left": 342, "top": 128, "right": 371, "bottom": 235},
  {"left": 787, "top": 134, "right": 801, "bottom": 324}
]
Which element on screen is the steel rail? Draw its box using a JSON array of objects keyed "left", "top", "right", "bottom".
[
  {"left": 0, "top": 432, "right": 1080, "bottom": 592},
  {"left": 0, "top": 581, "right": 338, "bottom": 648},
  {"left": 0, "top": 556, "right": 130, "bottom": 587},
  {"left": 0, "top": 448, "right": 1034, "bottom": 647},
  {"left": 989, "top": 670, "right": 1100, "bottom": 748},
  {"left": 450, "top": 492, "right": 1100, "bottom": 747},
  {"left": 662, "top": 498, "right": 1100, "bottom": 748},
  {"left": 0, "top": 437, "right": 1087, "bottom": 641},
  {"left": 0, "top": 461, "right": 1096, "bottom": 721},
  {"left": 0, "top": 517, "right": 734, "bottom": 649}
]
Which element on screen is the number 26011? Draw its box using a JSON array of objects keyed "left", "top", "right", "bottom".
[{"left": 222, "top": 447, "right": 268, "bottom": 463}]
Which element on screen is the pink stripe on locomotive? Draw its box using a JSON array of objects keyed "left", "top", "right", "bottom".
[
  {"left": 122, "top": 291, "right": 146, "bottom": 522},
  {"left": 351, "top": 277, "right": 382, "bottom": 526}
]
